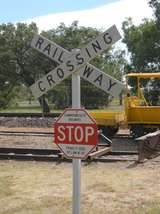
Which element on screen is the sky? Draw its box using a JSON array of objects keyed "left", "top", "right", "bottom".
[
  {"left": 0, "top": 0, "right": 118, "bottom": 23},
  {"left": 0, "top": 0, "right": 153, "bottom": 27},
  {"left": 0, "top": 0, "right": 154, "bottom": 52}
]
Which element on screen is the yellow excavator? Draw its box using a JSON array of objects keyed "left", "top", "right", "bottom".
[{"left": 90, "top": 72, "right": 160, "bottom": 137}]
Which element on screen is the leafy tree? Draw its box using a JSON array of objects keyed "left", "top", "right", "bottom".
[
  {"left": 149, "top": 0, "right": 160, "bottom": 24},
  {"left": 0, "top": 22, "right": 51, "bottom": 112},
  {"left": 122, "top": 18, "right": 160, "bottom": 70},
  {"left": 0, "top": 21, "right": 124, "bottom": 110},
  {"left": 122, "top": 1, "right": 160, "bottom": 105}
]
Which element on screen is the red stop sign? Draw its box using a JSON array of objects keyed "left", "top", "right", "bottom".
[{"left": 54, "top": 109, "right": 98, "bottom": 159}]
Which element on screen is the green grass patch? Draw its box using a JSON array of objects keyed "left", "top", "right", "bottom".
[
  {"left": 134, "top": 202, "right": 160, "bottom": 214},
  {"left": 0, "top": 97, "right": 124, "bottom": 113},
  {"left": 0, "top": 106, "right": 63, "bottom": 113},
  {"left": 0, "top": 105, "right": 124, "bottom": 113}
]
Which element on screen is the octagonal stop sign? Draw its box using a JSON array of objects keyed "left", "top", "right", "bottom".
[{"left": 54, "top": 108, "right": 98, "bottom": 159}]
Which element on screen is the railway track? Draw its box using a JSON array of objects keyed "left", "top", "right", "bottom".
[
  {"left": 0, "top": 147, "right": 138, "bottom": 162},
  {"left": 0, "top": 130, "right": 137, "bottom": 148},
  {"left": 0, "top": 130, "right": 53, "bottom": 137},
  {"left": 0, "top": 129, "right": 138, "bottom": 162},
  {"left": 0, "top": 112, "right": 61, "bottom": 117}
]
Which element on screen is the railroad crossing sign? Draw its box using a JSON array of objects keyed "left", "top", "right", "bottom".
[
  {"left": 54, "top": 109, "right": 98, "bottom": 159},
  {"left": 30, "top": 25, "right": 124, "bottom": 98},
  {"left": 29, "top": 26, "right": 123, "bottom": 214}
]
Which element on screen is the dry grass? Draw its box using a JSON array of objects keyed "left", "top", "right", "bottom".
[{"left": 0, "top": 160, "right": 160, "bottom": 214}]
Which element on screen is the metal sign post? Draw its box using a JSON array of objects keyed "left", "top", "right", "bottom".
[
  {"left": 29, "top": 25, "right": 123, "bottom": 214},
  {"left": 72, "top": 72, "right": 81, "bottom": 214}
]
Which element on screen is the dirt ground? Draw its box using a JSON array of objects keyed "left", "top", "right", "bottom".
[
  {"left": 0, "top": 126, "right": 54, "bottom": 149},
  {"left": 0, "top": 126, "right": 160, "bottom": 213},
  {"left": 0, "top": 159, "right": 160, "bottom": 214}
]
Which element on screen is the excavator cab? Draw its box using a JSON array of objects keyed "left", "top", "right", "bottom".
[{"left": 125, "top": 72, "right": 160, "bottom": 137}]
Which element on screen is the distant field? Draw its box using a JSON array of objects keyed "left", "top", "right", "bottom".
[{"left": 0, "top": 99, "right": 124, "bottom": 113}]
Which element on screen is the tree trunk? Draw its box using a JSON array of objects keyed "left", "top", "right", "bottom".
[
  {"left": 19, "top": 70, "right": 50, "bottom": 114},
  {"left": 38, "top": 96, "right": 50, "bottom": 114},
  {"left": 119, "top": 93, "right": 123, "bottom": 105},
  {"left": 16, "top": 54, "right": 52, "bottom": 114}
]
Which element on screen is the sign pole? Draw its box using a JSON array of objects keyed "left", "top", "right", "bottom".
[
  {"left": 72, "top": 72, "right": 81, "bottom": 214},
  {"left": 30, "top": 26, "right": 122, "bottom": 214}
]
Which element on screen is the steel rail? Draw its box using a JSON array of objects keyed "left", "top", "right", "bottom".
[
  {"left": 0, "top": 147, "right": 138, "bottom": 162},
  {"left": 0, "top": 131, "right": 53, "bottom": 137},
  {"left": 0, "top": 112, "right": 61, "bottom": 117}
]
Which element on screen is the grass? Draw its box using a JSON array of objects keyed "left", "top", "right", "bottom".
[
  {"left": 0, "top": 176, "right": 13, "bottom": 197},
  {"left": 137, "top": 204, "right": 160, "bottom": 214},
  {"left": 0, "top": 104, "right": 124, "bottom": 113},
  {"left": 0, "top": 98, "right": 124, "bottom": 113},
  {"left": 0, "top": 160, "right": 159, "bottom": 214},
  {"left": 0, "top": 106, "right": 62, "bottom": 113}
]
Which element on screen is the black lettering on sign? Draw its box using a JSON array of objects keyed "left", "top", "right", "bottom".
[
  {"left": 35, "top": 37, "right": 44, "bottom": 49},
  {"left": 38, "top": 81, "right": 46, "bottom": 92},
  {"left": 94, "top": 74, "right": 103, "bottom": 86},
  {"left": 107, "top": 79, "right": 117, "bottom": 91},
  {"left": 66, "top": 60, "right": 75, "bottom": 72},
  {"left": 82, "top": 65, "right": 94, "bottom": 78},
  {"left": 85, "top": 48, "right": 91, "bottom": 58},
  {"left": 92, "top": 40, "right": 102, "bottom": 53},
  {"left": 58, "top": 51, "right": 64, "bottom": 63},
  {"left": 75, "top": 53, "right": 85, "bottom": 65},
  {"left": 103, "top": 32, "right": 112, "bottom": 44},
  {"left": 46, "top": 74, "right": 55, "bottom": 86},
  {"left": 52, "top": 47, "right": 58, "bottom": 58},
  {"left": 56, "top": 68, "right": 64, "bottom": 79},
  {"left": 43, "top": 43, "right": 51, "bottom": 55}
]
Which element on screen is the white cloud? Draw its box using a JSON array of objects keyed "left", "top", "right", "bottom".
[
  {"left": 25, "top": 0, "right": 153, "bottom": 33},
  {"left": 24, "top": 0, "right": 153, "bottom": 55}
]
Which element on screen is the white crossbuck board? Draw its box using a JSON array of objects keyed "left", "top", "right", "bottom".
[{"left": 30, "top": 25, "right": 124, "bottom": 98}]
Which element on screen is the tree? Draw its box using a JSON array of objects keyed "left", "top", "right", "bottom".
[
  {"left": 0, "top": 22, "right": 52, "bottom": 112},
  {"left": 149, "top": 0, "right": 160, "bottom": 24},
  {"left": 122, "top": 2, "right": 160, "bottom": 105},
  {"left": 0, "top": 22, "right": 124, "bottom": 110},
  {"left": 122, "top": 18, "right": 160, "bottom": 70}
]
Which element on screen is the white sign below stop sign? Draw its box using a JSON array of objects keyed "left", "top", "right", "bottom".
[{"left": 54, "top": 109, "right": 98, "bottom": 159}]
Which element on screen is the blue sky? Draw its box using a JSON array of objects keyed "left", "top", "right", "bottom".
[{"left": 0, "top": 0, "right": 119, "bottom": 23}]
